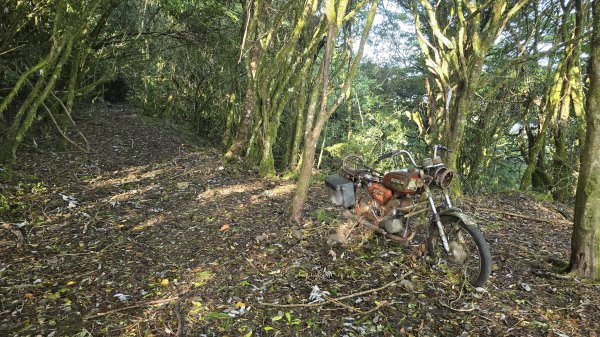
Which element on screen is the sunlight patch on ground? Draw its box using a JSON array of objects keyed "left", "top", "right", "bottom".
[
  {"left": 263, "top": 183, "right": 296, "bottom": 197},
  {"left": 88, "top": 165, "right": 168, "bottom": 189},
  {"left": 249, "top": 183, "right": 296, "bottom": 204},
  {"left": 196, "top": 182, "right": 262, "bottom": 200},
  {"left": 131, "top": 214, "right": 165, "bottom": 231},
  {"left": 106, "top": 183, "right": 160, "bottom": 203}
]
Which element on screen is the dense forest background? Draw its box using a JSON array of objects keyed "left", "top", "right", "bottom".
[{"left": 0, "top": 0, "right": 592, "bottom": 197}]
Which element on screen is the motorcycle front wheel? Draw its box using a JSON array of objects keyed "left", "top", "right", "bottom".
[{"left": 426, "top": 215, "right": 492, "bottom": 287}]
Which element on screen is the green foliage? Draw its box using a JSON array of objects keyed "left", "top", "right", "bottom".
[
  {"left": 0, "top": 194, "right": 9, "bottom": 214},
  {"left": 528, "top": 191, "right": 554, "bottom": 203}
]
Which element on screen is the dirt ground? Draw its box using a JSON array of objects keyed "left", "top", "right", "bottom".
[{"left": 1, "top": 104, "right": 599, "bottom": 337}]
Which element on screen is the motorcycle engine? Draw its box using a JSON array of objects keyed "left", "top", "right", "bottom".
[
  {"left": 382, "top": 216, "right": 404, "bottom": 234},
  {"left": 380, "top": 197, "right": 414, "bottom": 234}
]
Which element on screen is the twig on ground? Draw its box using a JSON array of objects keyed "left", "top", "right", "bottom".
[
  {"left": 259, "top": 271, "right": 413, "bottom": 308},
  {"left": 84, "top": 297, "right": 178, "bottom": 319},
  {"left": 327, "top": 297, "right": 362, "bottom": 313},
  {"left": 474, "top": 207, "right": 573, "bottom": 225},
  {"left": 361, "top": 300, "right": 395, "bottom": 315},
  {"left": 438, "top": 299, "right": 476, "bottom": 312}
]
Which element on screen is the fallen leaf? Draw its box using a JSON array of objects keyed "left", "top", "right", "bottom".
[
  {"left": 114, "top": 293, "right": 131, "bottom": 301},
  {"left": 220, "top": 224, "right": 230, "bottom": 232}
]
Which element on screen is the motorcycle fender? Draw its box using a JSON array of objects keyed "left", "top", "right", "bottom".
[{"left": 438, "top": 208, "right": 477, "bottom": 227}]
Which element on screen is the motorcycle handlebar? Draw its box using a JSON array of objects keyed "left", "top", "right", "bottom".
[{"left": 373, "top": 150, "right": 418, "bottom": 167}]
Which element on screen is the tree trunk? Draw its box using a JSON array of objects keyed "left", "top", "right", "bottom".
[
  {"left": 551, "top": 0, "right": 584, "bottom": 201},
  {"left": 287, "top": 79, "right": 307, "bottom": 171},
  {"left": 225, "top": 72, "right": 256, "bottom": 159},
  {"left": 445, "top": 68, "right": 482, "bottom": 196},
  {"left": 225, "top": 11, "right": 260, "bottom": 160},
  {"left": 289, "top": 0, "right": 377, "bottom": 223},
  {"left": 521, "top": 63, "right": 564, "bottom": 190},
  {"left": 569, "top": 0, "right": 600, "bottom": 279},
  {"left": 317, "top": 121, "right": 328, "bottom": 169},
  {"left": 1, "top": 36, "right": 73, "bottom": 163}
]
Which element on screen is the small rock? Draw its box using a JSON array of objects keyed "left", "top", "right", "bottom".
[
  {"left": 292, "top": 229, "right": 304, "bottom": 241},
  {"left": 326, "top": 233, "right": 347, "bottom": 245},
  {"left": 177, "top": 182, "right": 190, "bottom": 190},
  {"left": 328, "top": 249, "right": 337, "bottom": 261},
  {"left": 399, "top": 279, "right": 415, "bottom": 291},
  {"left": 255, "top": 233, "right": 269, "bottom": 243}
]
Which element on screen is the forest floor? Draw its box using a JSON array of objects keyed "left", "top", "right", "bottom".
[{"left": 1, "top": 104, "right": 599, "bottom": 337}]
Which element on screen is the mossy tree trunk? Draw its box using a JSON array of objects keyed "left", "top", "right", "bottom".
[
  {"left": 550, "top": 0, "right": 586, "bottom": 201},
  {"left": 569, "top": 0, "right": 600, "bottom": 280},
  {"left": 289, "top": 0, "right": 377, "bottom": 223}
]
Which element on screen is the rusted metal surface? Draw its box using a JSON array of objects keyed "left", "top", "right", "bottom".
[
  {"left": 382, "top": 168, "right": 423, "bottom": 194},
  {"left": 367, "top": 183, "right": 393, "bottom": 204},
  {"left": 342, "top": 210, "right": 415, "bottom": 243}
]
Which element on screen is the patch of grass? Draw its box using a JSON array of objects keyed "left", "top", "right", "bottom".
[
  {"left": 192, "top": 271, "right": 214, "bottom": 288},
  {"left": 282, "top": 170, "right": 299, "bottom": 180},
  {"left": 486, "top": 222, "right": 504, "bottom": 230},
  {"left": 0, "top": 165, "right": 14, "bottom": 180},
  {"left": 30, "top": 182, "right": 47, "bottom": 195},
  {"left": 312, "top": 170, "right": 332, "bottom": 183},
  {"left": 311, "top": 208, "right": 338, "bottom": 224},
  {"left": 528, "top": 191, "right": 553, "bottom": 203},
  {"left": 0, "top": 194, "right": 9, "bottom": 213}
]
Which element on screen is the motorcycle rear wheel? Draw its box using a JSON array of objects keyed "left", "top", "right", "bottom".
[{"left": 426, "top": 215, "right": 492, "bottom": 287}]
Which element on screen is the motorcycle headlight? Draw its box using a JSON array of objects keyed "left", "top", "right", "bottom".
[{"left": 433, "top": 167, "right": 454, "bottom": 188}]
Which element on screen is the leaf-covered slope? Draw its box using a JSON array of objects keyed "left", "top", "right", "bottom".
[{"left": 0, "top": 104, "right": 598, "bottom": 336}]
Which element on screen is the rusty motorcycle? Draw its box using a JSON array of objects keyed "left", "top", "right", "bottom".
[{"left": 325, "top": 145, "right": 492, "bottom": 287}]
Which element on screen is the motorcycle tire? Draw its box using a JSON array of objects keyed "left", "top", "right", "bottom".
[{"left": 426, "top": 215, "right": 492, "bottom": 287}]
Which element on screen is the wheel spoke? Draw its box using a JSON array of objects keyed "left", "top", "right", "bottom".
[{"left": 427, "top": 216, "right": 491, "bottom": 287}]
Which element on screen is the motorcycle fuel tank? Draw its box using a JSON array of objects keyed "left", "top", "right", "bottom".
[
  {"left": 383, "top": 168, "right": 423, "bottom": 194},
  {"left": 367, "top": 183, "right": 393, "bottom": 205}
]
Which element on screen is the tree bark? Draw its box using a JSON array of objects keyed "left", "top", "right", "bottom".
[
  {"left": 569, "top": 0, "right": 600, "bottom": 279},
  {"left": 225, "top": 2, "right": 261, "bottom": 160}
]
